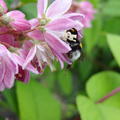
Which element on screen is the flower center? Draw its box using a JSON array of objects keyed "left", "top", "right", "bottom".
[{"left": 38, "top": 15, "right": 51, "bottom": 32}]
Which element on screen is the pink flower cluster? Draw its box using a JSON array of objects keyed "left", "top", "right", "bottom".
[
  {"left": 0, "top": 0, "right": 95, "bottom": 91},
  {"left": 68, "top": 1, "right": 96, "bottom": 28}
]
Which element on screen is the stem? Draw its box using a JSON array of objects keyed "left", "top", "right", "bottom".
[
  {"left": 24, "top": 25, "right": 40, "bottom": 33},
  {"left": 96, "top": 87, "right": 120, "bottom": 104}
]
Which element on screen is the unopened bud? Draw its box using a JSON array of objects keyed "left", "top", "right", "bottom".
[{"left": 1, "top": 14, "right": 13, "bottom": 25}]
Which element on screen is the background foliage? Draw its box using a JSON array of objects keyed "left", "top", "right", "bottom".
[{"left": 1, "top": 0, "right": 120, "bottom": 120}]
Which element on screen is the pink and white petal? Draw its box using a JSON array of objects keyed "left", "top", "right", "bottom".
[
  {"left": 28, "top": 30, "right": 44, "bottom": 40},
  {"left": 13, "top": 54, "right": 39, "bottom": 74},
  {"left": 46, "top": 0, "right": 72, "bottom": 19},
  {"left": 63, "top": 13, "right": 85, "bottom": 30},
  {"left": 23, "top": 46, "right": 37, "bottom": 69},
  {"left": 26, "top": 64, "right": 39, "bottom": 74},
  {"left": 29, "top": 18, "right": 39, "bottom": 29},
  {"left": 7, "top": 53, "right": 19, "bottom": 74},
  {"left": 4, "top": 55, "right": 18, "bottom": 74},
  {"left": 19, "top": 41, "right": 33, "bottom": 58},
  {"left": 0, "top": 44, "right": 8, "bottom": 55},
  {"left": 44, "top": 32, "right": 71, "bottom": 53},
  {"left": 7, "top": 10, "right": 25, "bottom": 19},
  {"left": 57, "top": 53, "right": 72, "bottom": 65},
  {"left": 10, "top": 19, "right": 31, "bottom": 31},
  {"left": 63, "top": 13, "right": 84, "bottom": 21},
  {"left": 37, "top": 0, "right": 48, "bottom": 18},
  {"left": 53, "top": 50, "right": 72, "bottom": 68},
  {"left": 0, "top": 34, "right": 20, "bottom": 48},
  {"left": 55, "top": 54, "right": 64, "bottom": 69},
  {"left": 0, "top": 61, "right": 5, "bottom": 82},
  {"left": 0, "top": 0, "right": 8, "bottom": 13},
  {"left": 46, "top": 18, "right": 78, "bottom": 31},
  {"left": 4, "top": 64, "right": 15, "bottom": 88}
]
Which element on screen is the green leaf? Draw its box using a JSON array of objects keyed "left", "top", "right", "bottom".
[
  {"left": 57, "top": 71, "right": 73, "bottom": 96},
  {"left": 16, "top": 80, "right": 61, "bottom": 120},
  {"left": 77, "top": 95, "right": 120, "bottom": 120},
  {"left": 103, "top": 1, "right": 120, "bottom": 16},
  {"left": 76, "top": 71, "right": 120, "bottom": 120},
  {"left": 19, "top": 3, "right": 37, "bottom": 19},
  {"left": 3, "top": 89, "right": 18, "bottom": 113},
  {"left": 21, "top": 0, "right": 37, "bottom": 4},
  {"left": 78, "top": 59, "right": 93, "bottom": 80},
  {"left": 104, "top": 18, "right": 120, "bottom": 35},
  {"left": 43, "top": 70, "right": 56, "bottom": 90},
  {"left": 88, "top": 0, "right": 100, "bottom": 8},
  {"left": 4, "top": 0, "right": 13, "bottom": 8},
  {"left": 76, "top": 95, "right": 103, "bottom": 120},
  {"left": 107, "top": 34, "right": 120, "bottom": 66},
  {"left": 87, "top": 71, "right": 120, "bottom": 108}
]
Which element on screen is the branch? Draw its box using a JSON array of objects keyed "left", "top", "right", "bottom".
[{"left": 96, "top": 87, "right": 120, "bottom": 104}]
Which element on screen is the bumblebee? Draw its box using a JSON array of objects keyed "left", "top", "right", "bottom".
[{"left": 63, "top": 28, "right": 83, "bottom": 62}]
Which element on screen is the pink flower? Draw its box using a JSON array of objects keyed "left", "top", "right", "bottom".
[
  {"left": 79, "top": 1, "right": 96, "bottom": 28},
  {"left": 68, "top": 1, "right": 96, "bottom": 28},
  {"left": 17, "top": 40, "right": 55, "bottom": 72},
  {"left": 0, "top": 44, "right": 18, "bottom": 91},
  {"left": 27, "top": 0, "right": 84, "bottom": 68},
  {"left": 13, "top": 41, "right": 40, "bottom": 74},
  {"left": 0, "top": 0, "right": 31, "bottom": 31},
  {"left": 0, "top": 1, "right": 31, "bottom": 49},
  {"left": 1, "top": 10, "right": 31, "bottom": 31}
]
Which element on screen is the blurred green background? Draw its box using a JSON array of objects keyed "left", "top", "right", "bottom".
[{"left": 1, "top": 0, "right": 120, "bottom": 120}]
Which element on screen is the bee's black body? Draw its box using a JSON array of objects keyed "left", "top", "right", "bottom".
[{"left": 64, "top": 28, "right": 82, "bottom": 62}]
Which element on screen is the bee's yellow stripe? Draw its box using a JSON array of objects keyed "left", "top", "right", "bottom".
[{"left": 80, "top": 43, "right": 83, "bottom": 48}]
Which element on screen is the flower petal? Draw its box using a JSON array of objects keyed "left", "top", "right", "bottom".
[
  {"left": 28, "top": 30, "right": 44, "bottom": 40},
  {"left": 46, "top": 0, "right": 72, "bottom": 19},
  {"left": 44, "top": 32, "right": 71, "bottom": 53},
  {"left": 23, "top": 46, "right": 36, "bottom": 69},
  {"left": 63, "top": 13, "right": 84, "bottom": 21},
  {"left": 0, "top": 34, "right": 19, "bottom": 47},
  {"left": 63, "top": 13, "right": 84, "bottom": 30},
  {"left": 0, "top": 60, "right": 5, "bottom": 83},
  {"left": 13, "top": 54, "right": 39, "bottom": 74},
  {"left": 10, "top": 19, "right": 31, "bottom": 31},
  {"left": 4, "top": 63, "right": 15, "bottom": 88},
  {"left": 53, "top": 49, "right": 72, "bottom": 68},
  {"left": 46, "top": 18, "right": 78, "bottom": 31},
  {"left": 29, "top": 18, "right": 39, "bottom": 29},
  {"left": 37, "top": 0, "right": 48, "bottom": 18},
  {"left": 7, "top": 10, "right": 25, "bottom": 19}
]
